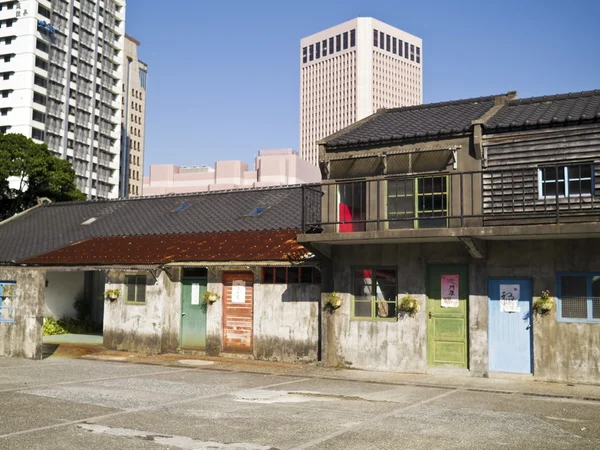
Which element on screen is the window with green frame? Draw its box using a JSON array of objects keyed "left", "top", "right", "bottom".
[
  {"left": 353, "top": 268, "right": 397, "bottom": 320},
  {"left": 125, "top": 275, "right": 146, "bottom": 304},
  {"left": 387, "top": 176, "right": 448, "bottom": 229}
]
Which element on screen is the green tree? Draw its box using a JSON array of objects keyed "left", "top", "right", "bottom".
[{"left": 0, "top": 133, "right": 86, "bottom": 220}]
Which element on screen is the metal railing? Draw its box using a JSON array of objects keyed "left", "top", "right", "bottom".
[{"left": 301, "top": 166, "right": 600, "bottom": 233}]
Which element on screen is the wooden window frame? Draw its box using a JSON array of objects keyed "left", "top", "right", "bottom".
[
  {"left": 351, "top": 267, "right": 398, "bottom": 321},
  {"left": 261, "top": 267, "right": 320, "bottom": 285},
  {"left": 557, "top": 272, "right": 600, "bottom": 323},
  {"left": 125, "top": 274, "right": 146, "bottom": 305}
]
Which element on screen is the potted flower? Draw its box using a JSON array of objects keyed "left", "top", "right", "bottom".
[
  {"left": 203, "top": 290, "right": 220, "bottom": 305},
  {"left": 399, "top": 293, "right": 420, "bottom": 317},
  {"left": 533, "top": 289, "right": 553, "bottom": 315},
  {"left": 324, "top": 292, "right": 343, "bottom": 312},
  {"left": 105, "top": 288, "right": 120, "bottom": 301}
]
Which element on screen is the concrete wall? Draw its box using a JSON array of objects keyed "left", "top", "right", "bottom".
[
  {"left": 324, "top": 238, "right": 600, "bottom": 384},
  {"left": 103, "top": 270, "right": 181, "bottom": 354},
  {"left": 206, "top": 267, "right": 320, "bottom": 362},
  {"left": 0, "top": 267, "right": 45, "bottom": 359},
  {"left": 323, "top": 243, "right": 470, "bottom": 372},
  {"left": 44, "top": 271, "right": 85, "bottom": 319},
  {"left": 485, "top": 239, "right": 600, "bottom": 384}
]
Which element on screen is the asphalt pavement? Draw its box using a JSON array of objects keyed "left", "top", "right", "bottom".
[{"left": 0, "top": 355, "right": 599, "bottom": 449}]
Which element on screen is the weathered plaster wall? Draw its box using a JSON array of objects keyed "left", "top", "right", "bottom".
[
  {"left": 254, "top": 283, "right": 320, "bottom": 362},
  {"left": 485, "top": 239, "right": 600, "bottom": 384},
  {"left": 324, "top": 238, "right": 600, "bottom": 383},
  {"left": 44, "top": 271, "right": 85, "bottom": 319},
  {"left": 324, "top": 243, "right": 472, "bottom": 372},
  {"left": 206, "top": 267, "right": 320, "bottom": 362},
  {"left": 103, "top": 271, "right": 180, "bottom": 354},
  {"left": 0, "top": 267, "right": 45, "bottom": 359}
]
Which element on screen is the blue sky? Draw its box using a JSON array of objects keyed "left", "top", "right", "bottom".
[{"left": 125, "top": 0, "right": 600, "bottom": 171}]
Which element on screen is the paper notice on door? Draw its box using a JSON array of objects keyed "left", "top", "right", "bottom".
[
  {"left": 231, "top": 280, "right": 246, "bottom": 303},
  {"left": 500, "top": 284, "right": 520, "bottom": 313},
  {"left": 441, "top": 274, "right": 459, "bottom": 308},
  {"left": 191, "top": 283, "right": 200, "bottom": 305}
]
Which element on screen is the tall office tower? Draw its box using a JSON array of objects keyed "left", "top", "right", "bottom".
[
  {"left": 119, "top": 34, "right": 147, "bottom": 197},
  {"left": 300, "top": 17, "right": 423, "bottom": 166},
  {"left": 0, "top": 0, "right": 126, "bottom": 199}
]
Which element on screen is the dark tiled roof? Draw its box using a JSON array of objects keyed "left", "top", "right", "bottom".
[
  {"left": 322, "top": 94, "right": 507, "bottom": 149},
  {"left": 21, "top": 230, "right": 310, "bottom": 266},
  {"left": 0, "top": 185, "right": 318, "bottom": 264},
  {"left": 484, "top": 90, "right": 600, "bottom": 131}
]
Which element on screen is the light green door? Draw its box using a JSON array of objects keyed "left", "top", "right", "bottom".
[
  {"left": 180, "top": 278, "right": 207, "bottom": 350},
  {"left": 426, "top": 264, "right": 469, "bottom": 368}
]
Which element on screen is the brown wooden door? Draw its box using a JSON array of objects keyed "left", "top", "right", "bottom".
[{"left": 222, "top": 272, "right": 254, "bottom": 353}]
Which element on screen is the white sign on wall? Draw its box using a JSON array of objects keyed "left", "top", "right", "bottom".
[
  {"left": 500, "top": 284, "right": 521, "bottom": 313},
  {"left": 231, "top": 280, "right": 246, "bottom": 303},
  {"left": 441, "top": 274, "right": 460, "bottom": 308},
  {"left": 191, "top": 283, "right": 200, "bottom": 305}
]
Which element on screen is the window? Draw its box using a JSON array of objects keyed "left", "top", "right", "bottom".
[
  {"left": 309, "top": 44, "right": 313, "bottom": 61},
  {"left": 329, "top": 37, "right": 334, "bottom": 54},
  {"left": 35, "top": 56, "right": 48, "bottom": 71},
  {"left": 379, "top": 31, "right": 384, "bottom": 49},
  {"left": 398, "top": 40, "right": 403, "bottom": 56},
  {"left": 538, "top": 164, "right": 594, "bottom": 198},
  {"left": 353, "top": 269, "right": 397, "bottom": 320},
  {"left": 336, "top": 34, "right": 341, "bottom": 51},
  {"left": 322, "top": 39, "right": 327, "bottom": 56},
  {"left": 302, "top": 46, "right": 307, "bottom": 63},
  {"left": 38, "top": 4, "right": 51, "bottom": 19},
  {"left": 350, "top": 29, "right": 356, "bottom": 47},
  {"left": 171, "top": 203, "right": 191, "bottom": 213},
  {"left": 388, "top": 177, "right": 449, "bottom": 229},
  {"left": 405, "top": 42, "right": 409, "bottom": 58},
  {"left": 386, "top": 34, "right": 391, "bottom": 51},
  {"left": 373, "top": 29, "right": 378, "bottom": 47},
  {"left": 0, "top": 281, "right": 16, "bottom": 323},
  {"left": 3, "top": 54, "right": 13, "bottom": 62},
  {"left": 343, "top": 31, "right": 348, "bottom": 49},
  {"left": 410, "top": 44, "right": 415, "bottom": 61},
  {"left": 125, "top": 275, "right": 146, "bottom": 304},
  {"left": 33, "top": 91, "right": 46, "bottom": 105},
  {"left": 262, "top": 267, "right": 320, "bottom": 284},
  {"left": 392, "top": 37, "right": 397, "bottom": 54},
  {"left": 2, "top": 72, "right": 10, "bottom": 80},
  {"left": 557, "top": 273, "right": 600, "bottom": 322},
  {"left": 416, "top": 46, "right": 421, "bottom": 63},
  {"left": 32, "top": 128, "right": 45, "bottom": 141},
  {"left": 32, "top": 110, "right": 45, "bottom": 123},
  {"left": 315, "top": 41, "right": 320, "bottom": 59}
]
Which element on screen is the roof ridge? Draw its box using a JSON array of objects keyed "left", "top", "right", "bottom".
[
  {"left": 43, "top": 183, "right": 320, "bottom": 208},
  {"left": 383, "top": 93, "right": 510, "bottom": 114},
  {"left": 506, "top": 89, "right": 600, "bottom": 106}
]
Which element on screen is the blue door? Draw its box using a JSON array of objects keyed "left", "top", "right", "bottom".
[{"left": 488, "top": 278, "right": 532, "bottom": 374}]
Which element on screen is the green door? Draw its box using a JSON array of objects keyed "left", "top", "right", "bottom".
[
  {"left": 426, "top": 264, "right": 469, "bottom": 368},
  {"left": 180, "top": 277, "right": 207, "bottom": 350}
]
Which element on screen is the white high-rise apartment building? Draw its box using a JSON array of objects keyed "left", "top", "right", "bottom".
[
  {"left": 0, "top": 0, "right": 126, "bottom": 199},
  {"left": 300, "top": 17, "right": 423, "bottom": 165}
]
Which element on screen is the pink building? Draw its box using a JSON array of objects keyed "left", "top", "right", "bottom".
[{"left": 142, "top": 149, "right": 322, "bottom": 196}]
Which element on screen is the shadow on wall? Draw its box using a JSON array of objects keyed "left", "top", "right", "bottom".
[{"left": 281, "top": 284, "right": 321, "bottom": 303}]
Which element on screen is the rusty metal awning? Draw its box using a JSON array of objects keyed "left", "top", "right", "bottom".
[{"left": 20, "top": 229, "right": 312, "bottom": 266}]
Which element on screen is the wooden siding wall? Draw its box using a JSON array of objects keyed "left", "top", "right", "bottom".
[{"left": 482, "top": 123, "right": 600, "bottom": 223}]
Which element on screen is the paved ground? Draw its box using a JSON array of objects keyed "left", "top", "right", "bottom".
[{"left": 1, "top": 355, "right": 600, "bottom": 449}]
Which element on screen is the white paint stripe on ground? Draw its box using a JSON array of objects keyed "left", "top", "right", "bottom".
[
  {"left": 0, "top": 365, "right": 193, "bottom": 393},
  {"left": 78, "top": 424, "right": 274, "bottom": 450},
  {"left": 291, "top": 387, "right": 460, "bottom": 450},
  {"left": 0, "top": 377, "right": 311, "bottom": 440}
]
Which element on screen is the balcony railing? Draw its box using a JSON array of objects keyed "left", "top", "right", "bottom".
[{"left": 301, "top": 166, "right": 600, "bottom": 234}]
